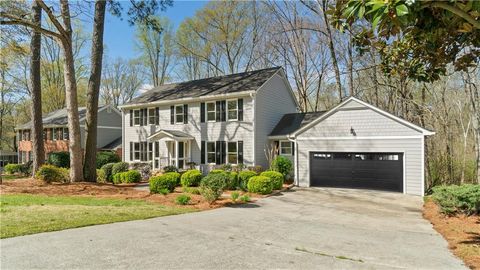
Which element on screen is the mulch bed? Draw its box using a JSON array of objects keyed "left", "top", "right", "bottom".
[
  {"left": 423, "top": 200, "right": 480, "bottom": 269},
  {"left": 0, "top": 178, "right": 281, "bottom": 211}
]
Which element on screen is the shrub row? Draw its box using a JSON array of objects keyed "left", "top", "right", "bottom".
[
  {"left": 150, "top": 172, "right": 181, "bottom": 194},
  {"left": 112, "top": 170, "right": 141, "bottom": 184},
  {"left": 35, "top": 164, "right": 69, "bottom": 183},
  {"left": 46, "top": 151, "right": 120, "bottom": 169},
  {"left": 431, "top": 184, "right": 480, "bottom": 215}
]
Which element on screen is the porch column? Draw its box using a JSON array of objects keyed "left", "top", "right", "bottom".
[{"left": 175, "top": 140, "right": 179, "bottom": 168}]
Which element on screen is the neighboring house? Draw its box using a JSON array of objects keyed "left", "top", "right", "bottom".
[
  {"left": 120, "top": 67, "right": 434, "bottom": 196},
  {"left": 15, "top": 105, "right": 122, "bottom": 163}
]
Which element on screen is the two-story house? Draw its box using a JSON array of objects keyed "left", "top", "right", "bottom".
[
  {"left": 120, "top": 67, "right": 434, "bottom": 196},
  {"left": 16, "top": 105, "right": 122, "bottom": 163}
]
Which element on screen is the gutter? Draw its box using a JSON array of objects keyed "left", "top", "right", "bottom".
[{"left": 251, "top": 92, "right": 256, "bottom": 166}]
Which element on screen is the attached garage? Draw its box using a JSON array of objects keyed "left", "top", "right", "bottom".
[{"left": 269, "top": 97, "right": 434, "bottom": 196}]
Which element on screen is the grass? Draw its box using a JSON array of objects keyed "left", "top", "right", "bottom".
[
  {"left": 1, "top": 174, "right": 27, "bottom": 181},
  {"left": 0, "top": 194, "right": 196, "bottom": 239}
]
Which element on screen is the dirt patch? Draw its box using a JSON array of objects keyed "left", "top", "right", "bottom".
[
  {"left": 0, "top": 178, "right": 267, "bottom": 211},
  {"left": 423, "top": 200, "right": 480, "bottom": 269}
]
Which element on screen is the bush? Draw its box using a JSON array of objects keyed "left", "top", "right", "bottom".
[
  {"left": 183, "top": 186, "right": 201, "bottom": 195},
  {"left": 247, "top": 176, "right": 274, "bottom": 195},
  {"left": 231, "top": 191, "right": 240, "bottom": 202},
  {"left": 96, "top": 151, "right": 120, "bottom": 169},
  {"left": 19, "top": 161, "right": 32, "bottom": 175},
  {"left": 238, "top": 170, "right": 257, "bottom": 191},
  {"left": 209, "top": 169, "right": 226, "bottom": 175},
  {"left": 47, "top": 151, "right": 70, "bottom": 168},
  {"left": 149, "top": 172, "right": 181, "bottom": 194},
  {"left": 100, "top": 163, "right": 115, "bottom": 182},
  {"left": 163, "top": 165, "right": 178, "bottom": 173},
  {"left": 199, "top": 173, "right": 227, "bottom": 204},
  {"left": 96, "top": 169, "right": 106, "bottom": 183},
  {"left": 240, "top": 195, "right": 250, "bottom": 202},
  {"left": 431, "top": 184, "right": 480, "bottom": 215},
  {"left": 260, "top": 171, "right": 284, "bottom": 190},
  {"left": 112, "top": 170, "right": 141, "bottom": 184},
  {"left": 225, "top": 172, "right": 239, "bottom": 190},
  {"left": 271, "top": 156, "right": 292, "bottom": 178},
  {"left": 221, "top": 164, "right": 232, "bottom": 172},
  {"left": 175, "top": 195, "right": 191, "bottom": 205},
  {"left": 112, "top": 162, "right": 129, "bottom": 176},
  {"left": 131, "top": 162, "right": 151, "bottom": 181},
  {"left": 35, "top": 164, "right": 69, "bottom": 183},
  {"left": 181, "top": 169, "right": 203, "bottom": 187},
  {"left": 4, "top": 164, "right": 22, "bottom": 174}
]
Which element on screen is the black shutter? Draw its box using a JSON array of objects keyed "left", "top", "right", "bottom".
[
  {"left": 139, "top": 109, "right": 143, "bottom": 126},
  {"left": 291, "top": 142, "right": 295, "bottom": 156},
  {"left": 200, "top": 102, "right": 205, "bottom": 123},
  {"left": 170, "top": 106, "right": 175, "bottom": 124},
  {"left": 215, "top": 101, "right": 221, "bottom": 122},
  {"left": 183, "top": 104, "right": 188, "bottom": 124},
  {"left": 130, "top": 142, "right": 133, "bottom": 161},
  {"left": 155, "top": 107, "right": 159, "bottom": 125},
  {"left": 238, "top": 98, "right": 243, "bottom": 121},
  {"left": 221, "top": 141, "right": 226, "bottom": 164},
  {"left": 201, "top": 141, "right": 205, "bottom": 164},
  {"left": 129, "top": 110, "right": 133, "bottom": 126},
  {"left": 238, "top": 141, "right": 243, "bottom": 164},
  {"left": 221, "top": 100, "right": 226, "bottom": 122},
  {"left": 143, "top": 109, "right": 148, "bottom": 126},
  {"left": 215, "top": 141, "right": 221, "bottom": 165}
]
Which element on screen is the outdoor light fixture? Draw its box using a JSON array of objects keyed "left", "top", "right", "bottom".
[{"left": 350, "top": 127, "right": 356, "bottom": 136}]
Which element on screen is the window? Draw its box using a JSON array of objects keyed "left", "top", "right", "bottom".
[
  {"left": 227, "top": 142, "right": 238, "bottom": 164},
  {"left": 206, "top": 142, "right": 216, "bottom": 163},
  {"left": 377, "top": 154, "right": 399, "bottom": 161},
  {"left": 134, "top": 142, "right": 140, "bottom": 160},
  {"left": 175, "top": 105, "right": 184, "bottom": 123},
  {"left": 148, "top": 142, "right": 153, "bottom": 161},
  {"left": 48, "top": 128, "right": 54, "bottom": 140},
  {"left": 52, "top": 128, "right": 57, "bottom": 141},
  {"left": 227, "top": 99, "right": 238, "bottom": 120},
  {"left": 206, "top": 102, "right": 216, "bottom": 121},
  {"left": 148, "top": 108, "right": 156, "bottom": 125},
  {"left": 63, "top": 128, "right": 69, "bottom": 140},
  {"left": 313, "top": 153, "right": 332, "bottom": 159},
  {"left": 280, "top": 141, "right": 292, "bottom": 155},
  {"left": 133, "top": 110, "right": 140, "bottom": 126}
]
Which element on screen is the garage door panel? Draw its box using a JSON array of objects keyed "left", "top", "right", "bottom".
[{"left": 310, "top": 152, "right": 403, "bottom": 192}]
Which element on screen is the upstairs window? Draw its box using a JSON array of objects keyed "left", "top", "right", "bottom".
[
  {"left": 133, "top": 110, "right": 140, "bottom": 126},
  {"left": 175, "top": 105, "right": 184, "bottom": 123},
  {"left": 148, "top": 108, "right": 157, "bottom": 125},
  {"left": 206, "top": 102, "right": 216, "bottom": 121},
  {"left": 227, "top": 99, "right": 238, "bottom": 121}
]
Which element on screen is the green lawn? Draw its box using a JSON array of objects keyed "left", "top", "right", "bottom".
[{"left": 0, "top": 194, "right": 196, "bottom": 238}]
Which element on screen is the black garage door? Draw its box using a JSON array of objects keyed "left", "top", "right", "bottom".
[{"left": 310, "top": 152, "right": 403, "bottom": 192}]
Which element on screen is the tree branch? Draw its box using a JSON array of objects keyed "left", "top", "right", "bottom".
[
  {"left": 422, "top": 2, "right": 480, "bottom": 30},
  {"left": 0, "top": 13, "right": 62, "bottom": 39},
  {"left": 35, "top": 0, "right": 68, "bottom": 37}
]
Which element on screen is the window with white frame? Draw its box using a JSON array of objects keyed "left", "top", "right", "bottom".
[
  {"left": 133, "top": 110, "right": 140, "bottom": 125},
  {"left": 206, "top": 142, "right": 216, "bottom": 163},
  {"left": 227, "top": 142, "right": 238, "bottom": 164},
  {"left": 52, "top": 128, "right": 57, "bottom": 141},
  {"left": 63, "top": 128, "right": 69, "bottom": 140},
  {"left": 175, "top": 105, "right": 184, "bottom": 123},
  {"left": 206, "top": 102, "right": 216, "bottom": 121},
  {"left": 227, "top": 99, "right": 238, "bottom": 121},
  {"left": 280, "top": 141, "right": 292, "bottom": 155},
  {"left": 148, "top": 108, "right": 156, "bottom": 124},
  {"left": 134, "top": 142, "right": 141, "bottom": 160}
]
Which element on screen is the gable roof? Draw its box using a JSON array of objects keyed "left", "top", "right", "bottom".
[
  {"left": 292, "top": 97, "right": 435, "bottom": 137},
  {"left": 123, "top": 67, "right": 282, "bottom": 107},
  {"left": 269, "top": 111, "right": 327, "bottom": 137},
  {"left": 16, "top": 105, "right": 117, "bottom": 130},
  {"left": 101, "top": 137, "right": 122, "bottom": 150}
]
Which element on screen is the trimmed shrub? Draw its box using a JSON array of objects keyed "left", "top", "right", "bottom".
[
  {"left": 112, "top": 170, "right": 141, "bottom": 184},
  {"left": 175, "top": 195, "right": 191, "bottom": 205},
  {"left": 149, "top": 172, "right": 181, "bottom": 194},
  {"left": 181, "top": 169, "right": 203, "bottom": 187},
  {"left": 47, "top": 151, "right": 70, "bottom": 168},
  {"left": 199, "top": 173, "right": 227, "bottom": 204},
  {"left": 247, "top": 176, "right": 274, "bottom": 195},
  {"left": 209, "top": 169, "right": 226, "bottom": 175},
  {"left": 96, "top": 151, "right": 120, "bottom": 169},
  {"left": 271, "top": 156, "right": 292, "bottom": 177},
  {"left": 238, "top": 170, "right": 257, "bottom": 191},
  {"left": 35, "top": 164, "right": 69, "bottom": 183},
  {"left": 100, "top": 163, "right": 116, "bottom": 182},
  {"left": 225, "top": 172, "right": 239, "bottom": 190},
  {"left": 4, "top": 164, "right": 22, "bottom": 174},
  {"left": 431, "top": 184, "right": 480, "bottom": 215},
  {"left": 260, "top": 171, "right": 284, "bottom": 190},
  {"left": 163, "top": 165, "right": 178, "bottom": 173},
  {"left": 96, "top": 169, "right": 106, "bottom": 183},
  {"left": 112, "top": 162, "right": 129, "bottom": 176}
]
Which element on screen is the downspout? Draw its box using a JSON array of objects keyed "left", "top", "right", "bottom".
[
  {"left": 250, "top": 92, "right": 256, "bottom": 166},
  {"left": 121, "top": 109, "right": 125, "bottom": 162},
  {"left": 287, "top": 134, "right": 298, "bottom": 186}
]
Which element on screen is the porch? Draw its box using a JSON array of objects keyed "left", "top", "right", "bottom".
[{"left": 147, "top": 130, "right": 194, "bottom": 170}]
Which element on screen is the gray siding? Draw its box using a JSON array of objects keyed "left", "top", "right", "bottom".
[
  {"left": 79, "top": 107, "right": 122, "bottom": 149},
  {"left": 295, "top": 138, "right": 423, "bottom": 196},
  {"left": 254, "top": 73, "right": 297, "bottom": 169}
]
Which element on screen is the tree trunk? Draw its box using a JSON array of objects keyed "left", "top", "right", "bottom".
[
  {"left": 29, "top": 0, "right": 45, "bottom": 175},
  {"left": 59, "top": 0, "right": 83, "bottom": 182},
  {"left": 83, "top": 0, "right": 107, "bottom": 182},
  {"left": 347, "top": 33, "right": 354, "bottom": 96}
]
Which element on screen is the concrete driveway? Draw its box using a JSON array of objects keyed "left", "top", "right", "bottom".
[{"left": 1, "top": 188, "right": 466, "bottom": 269}]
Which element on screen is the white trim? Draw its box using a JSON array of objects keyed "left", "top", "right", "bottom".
[
  {"left": 118, "top": 91, "right": 254, "bottom": 110},
  {"left": 306, "top": 150, "right": 406, "bottom": 194},
  {"left": 79, "top": 125, "right": 122, "bottom": 130},
  {"left": 421, "top": 136, "right": 425, "bottom": 196},
  {"left": 122, "top": 110, "right": 125, "bottom": 162},
  {"left": 293, "top": 97, "right": 435, "bottom": 137},
  {"left": 251, "top": 92, "right": 256, "bottom": 166},
  {"left": 206, "top": 101, "right": 216, "bottom": 122},
  {"left": 296, "top": 135, "right": 424, "bottom": 140},
  {"left": 226, "top": 98, "right": 238, "bottom": 121},
  {"left": 174, "top": 104, "right": 185, "bottom": 124}
]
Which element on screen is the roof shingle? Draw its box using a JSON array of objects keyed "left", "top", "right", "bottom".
[{"left": 269, "top": 111, "right": 327, "bottom": 136}]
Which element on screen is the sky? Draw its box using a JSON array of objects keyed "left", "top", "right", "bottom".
[{"left": 102, "top": 0, "right": 207, "bottom": 60}]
